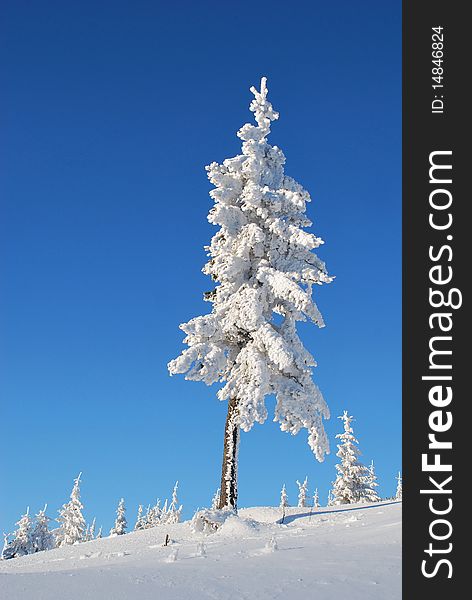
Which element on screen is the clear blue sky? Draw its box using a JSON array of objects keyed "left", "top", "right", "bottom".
[{"left": 0, "top": 0, "right": 400, "bottom": 533}]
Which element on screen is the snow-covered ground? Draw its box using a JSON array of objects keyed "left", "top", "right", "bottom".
[{"left": 0, "top": 501, "right": 401, "bottom": 600}]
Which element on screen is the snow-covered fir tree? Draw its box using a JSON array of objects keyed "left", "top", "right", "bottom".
[
  {"left": 96, "top": 526, "right": 102, "bottom": 539},
  {"left": 110, "top": 498, "right": 127, "bottom": 536},
  {"left": 296, "top": 477, "right": 309, "bottom": 508},
  {"left": 134, "top": 505, "right": 145, "bottom": 530},
  {"left": 56, "top": 473, "right": 86, "bottom": 546},
  {"left": 88, "top": 517, "right": 96, "bottom": 541},
  {"left": 395, "top": 472, "right": 402, "bottom": 500},
  {"left": 31, "top": 505, "right": 54, "bottom": 553},
  {"left": 15, "top": 508, "right": 34, "bottom": 555},
  {"left": 151, "top": 499, "right": 162, "bottom": 526},
  {"left": 280, "top": 484, "right": 289, "bottom": 508},
  {"left": 143, "top": 504, "right": 152, "bottom": 529},
  {"left": 327, "top": 489, "right": 333, "bottom": 506},
  {"left": 2, "top": 533, "right": 14, "bottom": 560},
  {"left": 363, "top": 460, "right": 381, "bottom": 503},
  {"left": 168, "top": 77, "right": 332, "bottom": 509},
  {"left": 330, "top": 412, "right": 370, "bottom": 505},
  {"left": 211, "top": 488, "right": 221, "bottom": 510},
  {"left": 165, "top": 482, "right": 182, "bottom": 524},
  {"left": 160, "top": 499, "right": 168, "bottom": 523},
  {"left": 1, "top": 508, "right": 34, "bottom": 559},
  {"left": 313, "top": 488, "right": 320, "bottom": 509}
]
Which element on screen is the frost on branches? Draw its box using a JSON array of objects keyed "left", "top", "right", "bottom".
[
  {"left": 168, "top": 77, "right": 332, "bottom": 509},
  {"left": 56, "top": 473, "right": 86, "bottom": 546},
  {"left": 110, "top": 498, "right": 127, "bottom": 536},
  {"left": 330, "top": 412, "right": 371, "bottom": 505}
]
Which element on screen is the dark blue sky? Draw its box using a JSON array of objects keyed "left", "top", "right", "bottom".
[{"left": 0, "top": 0, "right": 400, "bottom": 532}]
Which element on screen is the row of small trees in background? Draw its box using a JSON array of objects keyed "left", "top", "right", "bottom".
[
  {"left": 2, "top": 411, "right": 401, "bottom": 560},
  {"left": 279, "top": 411, "right": 402, "bottom": 510},
  {"left": 2, "top": 476, "right": 182, "bottom": 560},
  {"left": 134, "top": 482, "right": 182, "bottom": 531}
]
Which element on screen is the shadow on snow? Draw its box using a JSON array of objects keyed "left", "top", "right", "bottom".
[{"left": 278, "top": 501, "right": 402, "bottom": 525}]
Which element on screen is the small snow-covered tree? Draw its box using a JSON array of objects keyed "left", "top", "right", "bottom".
[
  {"left": 11, "top": 508, "right": 34, "bottom": 557},
  {"left": 155, "top": 498, "right": 169, "bottom": 527},
  {"left": 211, "top": 488, "right": 221, "bottom": 510},
  {"left": 88, "top": 517, "right": 96, "bottom": 540},
  {"left": 143, "top": 504, "right": 153, "bottom": 529},
  {"left": 327, "top": 489, "right": 333, "bottom": 506},
  {"left": 152, "top": 499, "right": 163, "bottom": 526},
  {"left": 331, "top": 412, "right": 370, "bottom": 505},
  {"left": 110, "top": 498, "right": 127, "bottom": 536},
  {"left": 56, "top": 473, "right": 86, "bottom": 546},
  {"left": 362, "top": 460, "right": 381, "bottom": 503},
  {"left": 395, "top": 472, "right": 402, "bottom": 500},
  {"left": 2, "top": 532, "right": 15, "bottom": 560},
  {"left": 165, "top": 482, "right": 182, "bottom": 524},
  {"left": 134, "top": 505, "right": 145, "bottom": 530},
  {"left": 31, "top": 505, "right": 54, "bottom": 553},
  {"left": 96, "top": 526, "right": 102, "bottom": 539},
  {"left": 280, "top": 484, "right": 289, "bottom": 508},
  {"left": 296, "top": 477, "right": 309, "bottom": 508},
  {"left": 1, "top": 509, "right": 34, "bottom": 559},
  {"left": 168, "top": 78, "right": 332, "bottom": 509},
  {"left": 16, "top": 508, "right": 34, "bottom": 555},
  {"left": 313, "top": 488, "right": 320, "bottom": 509}
]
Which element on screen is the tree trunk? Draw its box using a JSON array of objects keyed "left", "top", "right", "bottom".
[{"left": 218, "top": 396, "right": 239, "bottom": 510}]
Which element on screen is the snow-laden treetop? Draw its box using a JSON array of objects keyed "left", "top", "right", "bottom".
[{"left": 169, "top": 77, "right": 333, "bottom": 461}]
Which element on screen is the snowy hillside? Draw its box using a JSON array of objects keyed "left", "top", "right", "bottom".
[{"left": 0, "top": 501, "right": 401, "bottom": 600}]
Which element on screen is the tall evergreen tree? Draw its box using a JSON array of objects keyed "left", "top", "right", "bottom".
[
  {"left": 56, "top": 473, "right": 86, "bottom": 546},
  {"left": 331, "top": 412, "right": 370, "bottom": 505},
  {"left": 169, "top": 78, "right": 332, "bottom": 509},
  {"left": 110, "top": 498, "right": 127, "bottom": 536}
]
